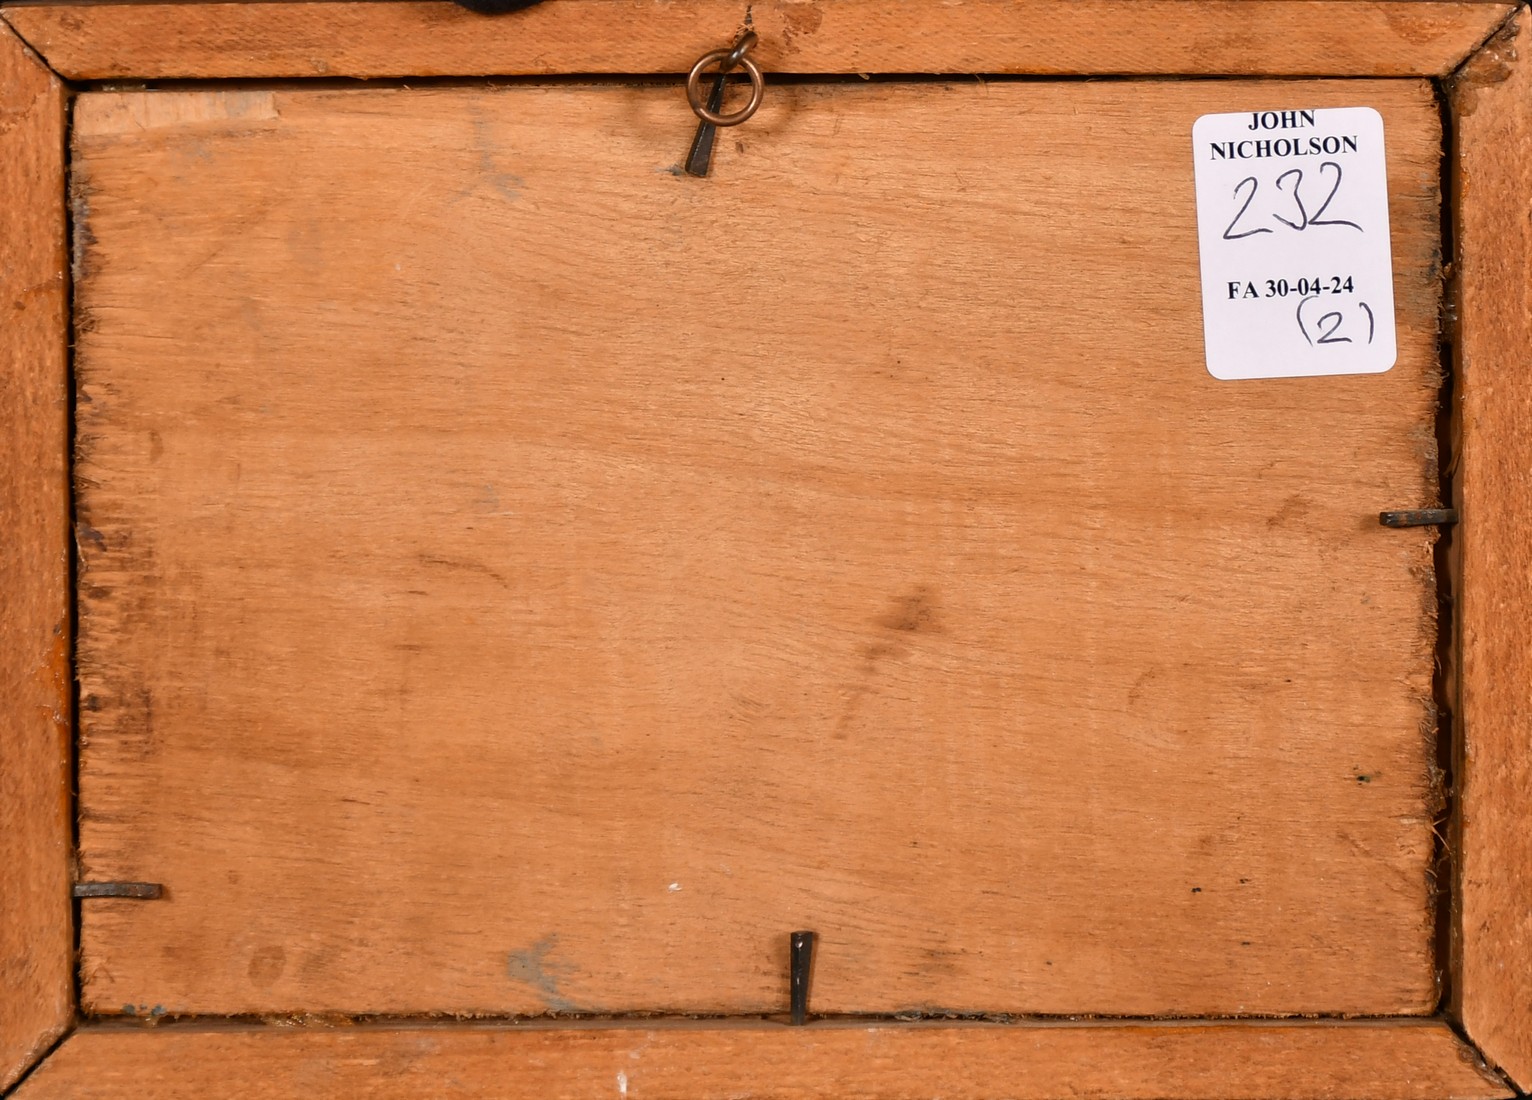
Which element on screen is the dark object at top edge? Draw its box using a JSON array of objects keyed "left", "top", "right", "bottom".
[{"left": 453, "top": 0, "right": 548, "bottom": 14}]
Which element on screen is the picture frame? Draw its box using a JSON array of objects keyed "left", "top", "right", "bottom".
[{"left": 2, "top": 3, "right": 1527, "bottom": 1095}]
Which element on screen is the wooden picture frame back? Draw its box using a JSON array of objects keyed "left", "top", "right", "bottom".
[{"left": 1, "top": 2, "right": 1528, "bottom": 1096}]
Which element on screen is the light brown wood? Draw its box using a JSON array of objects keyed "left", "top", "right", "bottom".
[
  {"left": 1452, "top": 8, "right": 1532, "bottom": 1093},
  {"left": 0, "top": 0, "right": 1514, "bottom": 81},
  {"left": 9, "top": 1020, "right": 1513, "bottom": 1100},
  {"left": 0, "top": 19, "right": 72, "bottom": 1094},
  {"left": 71, "top": 80, "right": 1448, "bottom": 1019}
]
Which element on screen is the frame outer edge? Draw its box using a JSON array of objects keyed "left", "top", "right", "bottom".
[
  {"left": 1452, "top": 3, "right": 1532, "bottom": 1092},
  {"left": 5, "top": 1020, "right": 1516, "bottom": 1100},
  {"left": 0, "top": 15, "right": 72, "bottom": 1096},
  {"left": 0, "top": 0, "right": 1516, "bottom": 80}
]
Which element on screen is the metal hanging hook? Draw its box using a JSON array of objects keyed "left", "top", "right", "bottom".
[
  {"left": 723, "top": 32, "right": 757, "bottom": 71},
  {"left": 686, "top": 30, "right": 765, "bottom": 128}
]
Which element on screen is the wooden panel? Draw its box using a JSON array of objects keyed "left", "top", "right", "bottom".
[
  {"left": 0, "top": 19, "right": 73, "bottom": 1094},
  {"left": 10, "top": 1020, "right": 1512, "bottom": 1100},
  {"left": 1452, "top": 9, "right": 1532, "bottom": 1093},
  {"left": 71, "top": 80, "right": 1446, "bottom": 1018},
  {"left": 0, "top": 0, "right": 1513, "bottom": 81}
]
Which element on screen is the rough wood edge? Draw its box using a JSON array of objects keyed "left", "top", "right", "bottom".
[
  {"left": 0, "top": 16, "right": 73, "bottom": 1097},
  {"left": 0, "top": 0, "right": 1514, "bottom": 80},
  {"left": 1450, "top": 4, "right": 1532, "bottom": 1092},
  {"left": 8, "top": 1019, "right": 1513, "bottom": 1099}
]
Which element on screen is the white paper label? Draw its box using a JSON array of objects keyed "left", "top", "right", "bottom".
[{"left": 1192, "top": 107, "right": 1397, "bottom": 380}]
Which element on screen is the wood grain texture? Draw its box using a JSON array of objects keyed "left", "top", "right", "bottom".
[
  {"left": 0, "top": 0, "right": 1514, "bottom": 80},
  {"left": 71, "top": 80, "right": 1447, "bottom": 1019},
  {"left": 0, "top": 19, "right": 72, "bottom": 1094},
  {"left": 9, "top": 1020, "right": 1513, "bottom": 1100},
  {"left": 1452, "top": 8, "right": 1532, "bottom": 1092}
]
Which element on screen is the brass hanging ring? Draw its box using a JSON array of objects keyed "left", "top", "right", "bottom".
[{"left": 686, "top": 33, "right": 765, "bottom": 127}]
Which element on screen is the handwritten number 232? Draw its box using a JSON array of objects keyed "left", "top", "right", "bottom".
[{"left": 1222, "top": 162, "right": 1361, "bottom": 240}]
